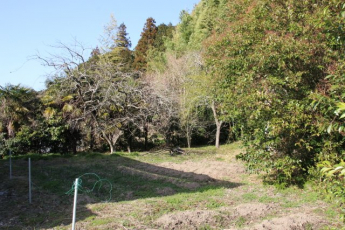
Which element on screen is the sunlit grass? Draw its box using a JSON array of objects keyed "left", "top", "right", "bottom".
[{"left": 1, "top": 142, "right": 343, "bottom": 229}]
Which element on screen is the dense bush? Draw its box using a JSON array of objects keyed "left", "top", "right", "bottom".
[{"left": 202, "top": 0, "right": 345, "bottom": 189}]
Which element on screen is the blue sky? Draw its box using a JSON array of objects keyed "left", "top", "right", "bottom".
[{"left": 0, "top": 0, "right": 199, "bottom": 91}]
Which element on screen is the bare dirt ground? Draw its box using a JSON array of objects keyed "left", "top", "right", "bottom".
[
  {"left": 81, "top": 148, "right": 344, "bottom": 229},
  {"left": 152, "top": 159, "right": 333, "bottom": 230},
  {"left": 0, "top": 145, "right": 344, "bottom": 229}
]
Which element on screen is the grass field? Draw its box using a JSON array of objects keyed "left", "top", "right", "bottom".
[{"left": 0, "top": 142, "right": 344, "bottom": 229}]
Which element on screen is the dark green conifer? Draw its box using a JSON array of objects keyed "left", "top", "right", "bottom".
[
  {"left": 110, "top": 23, "right": 133, "bottom": 71},
  {"left": 133, "top": 17, "right": 158, "bottom": 71}
]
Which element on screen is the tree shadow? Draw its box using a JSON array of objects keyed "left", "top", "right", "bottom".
[{"left": 0, "top": 153, "right": 243, "bottom": 229}]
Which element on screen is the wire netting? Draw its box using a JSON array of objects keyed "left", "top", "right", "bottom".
[{"left": 65, "top": 173, "right": 113, "bottom": 202}]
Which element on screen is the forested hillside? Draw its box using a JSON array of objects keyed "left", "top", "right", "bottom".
[{"left": 1, "top": 0, "right": 345, "bottom": 213}]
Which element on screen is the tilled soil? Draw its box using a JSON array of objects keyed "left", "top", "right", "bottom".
[
  {"left": 150, "top": 159, "right": 334, "bottom": 230},
  {"left": 86, "top": 152, "right": 342, "bottom": 229},
  {"left": 0, "top": 148, "right": 343, "bottom": 229}
]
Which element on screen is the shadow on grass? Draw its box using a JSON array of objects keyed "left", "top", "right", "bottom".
[{"left": 0, "top": 152, "right": 243, "bottom": 229}]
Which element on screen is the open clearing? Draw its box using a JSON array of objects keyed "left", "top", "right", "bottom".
[{"left": 0, "top": 143, "right": 344, "bottom": 229}]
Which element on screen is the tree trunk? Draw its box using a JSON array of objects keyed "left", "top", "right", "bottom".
[
  {"left": 127, "top": 136, "right": 132, "bottom": 153},
  {"left": 72, "top": 144, "right": 77, "bottom": 155},
  {"left": 102, "top": 132, "right": 115, "bottom": 154},
  {"left": 71, "top": 135, "right": 77, "bottom": 155},
  {"left": 144, "top": 124, "right": 148, "bottom": 151},
  {"left": 102, "top": 129, "right": 122, "bottom": 154},
  {"left": 7, "top": 120, "right": 15, "bottom": 138},
  {"left": 211, "top": 101, "right": 223, "bottom": 149},
  {"left": 166, "top": 132, "right": 171, "bottom": 145},
  {"left": 187, "top": 134, "right": 191, "bottom": 149},
  {"left": 124, "top": 125, "right": 132, "bottom": 153},
  {"left": 215, "top": 120, "right": 223, "bottom": 149},
  {"left": 90, "top": 126, "right": 94, "bottom": 151},
  {"left": 186, "top": 125, "right": 191, "bottom": 148},
  {"left": 109, "top": 143, "right": 115, "bottom": 154}
]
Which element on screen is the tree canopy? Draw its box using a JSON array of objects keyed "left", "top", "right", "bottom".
[
  {"left": 2, "top": 0, "right": 345, "bottom": 212},
  {"left": 133, "top": 17, "right": 158, "bottom": 71}
]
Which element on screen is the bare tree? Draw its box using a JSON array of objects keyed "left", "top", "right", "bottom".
[
  {"left": 36, "top": 42, "right": 153, "bottom": 154},
  {"left": 146, "top": 51, "right": 211, "bottom": 148},
  {"left": 146, "top": 50, "right": 224, "bottom": 149}
]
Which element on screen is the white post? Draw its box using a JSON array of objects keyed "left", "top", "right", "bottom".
[
  {"left": 9, "top": 150, "right": 12, "bottom": 179},
  {"left": 72, "top": 178, "right": 79, "bottom": 230},
  {"left": 28, "top": 158, "right": 32, "bottom": 204}
]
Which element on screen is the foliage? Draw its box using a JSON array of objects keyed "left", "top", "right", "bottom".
[
  {"left": 146, "top": 23, "right": 175, "bottom": 73},
  {"left": 318, "top": 160, "right": 345, "bottom": 220},
  {"left": 147, "top": 0, "right": 234, "bottom": 148},
  {"left": 200, "top": 0, "right": 345, "bottom": 189},
  {"left": 154, "top": 23, "right": 175, "bottom": 53},
  {"left": 108, "top": 23, "right": 134, "bottom": 72},
  {"left": 0, "top": 83, "right": 82, "bottom": 155},
  {"left": 133, "top": 17, "right": 158, "bottom": 71},
  {"left": 166, "top": 0, "right": 229, "bottom": 54},
  {"left": 0, "top": 85, "right": 38, "bottom": 138},
  {"left": 3, "top": 2, "right": 345, "bottom": 215}
]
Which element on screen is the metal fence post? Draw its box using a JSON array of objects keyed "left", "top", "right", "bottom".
[
  {"left": 29, "top": 158, "right": 32, "bottom": 204},
  {"left": 72, "top": 178, "right": 79, "bottom": 230},
  {"left": 9, "top": 150, "right": 12, "bottom": 179}
]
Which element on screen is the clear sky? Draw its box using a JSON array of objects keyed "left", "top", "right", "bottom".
[{"left": 0, "top": 0, "right": 199, "bottom": 91}]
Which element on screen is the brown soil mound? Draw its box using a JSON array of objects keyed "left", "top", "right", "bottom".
[
  {"left": 232, "top": 203, "right": 276, "bottom": 218},
  {"left": 155, "top": 209, "right": 220, "bottom": 229},
  {"left": 245, "top": 213, "right": 325, "bottom": 230},
  {"left": 155, "top": 203, "right": 277, "bottom": 229}
]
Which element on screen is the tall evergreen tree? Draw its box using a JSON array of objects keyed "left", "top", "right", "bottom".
[
  {"left": 109, "top": 23, "right": 133, "bottom": 71},
  {"left": 115, "top": 23, "right": 131, "bottom": 49},
  {"left": 154, "top": 23, "right": 175, "bottom": 52},
  {"left": 133, "top": 17, "right": 158, "bottom": 71}
]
